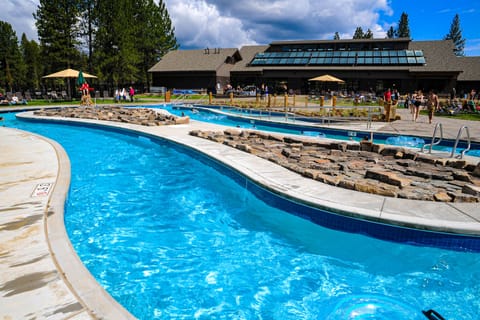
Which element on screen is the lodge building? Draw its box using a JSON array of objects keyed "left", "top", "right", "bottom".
[{"left": 148, "top": 38, "right": 480, "bottom": 96}]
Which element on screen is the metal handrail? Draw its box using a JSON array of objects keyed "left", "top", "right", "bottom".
[
  {"left": 450, "top": 126, "right": 471, "bottom": 159},
  {"left": 421, "top": 123, "right": 443, "bottom": 153}
]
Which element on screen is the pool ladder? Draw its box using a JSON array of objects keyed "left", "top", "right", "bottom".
[{"left": 422, "top": 123, "right": 471, "bottom": 159}]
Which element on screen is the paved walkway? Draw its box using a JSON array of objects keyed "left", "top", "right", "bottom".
[{"left": 1, "top": 108, "right": 479, "bottom": 319}]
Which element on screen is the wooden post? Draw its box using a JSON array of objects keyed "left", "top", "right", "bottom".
[
  {"left": 209, "top": 92, "right": 212, "bottom": 104},
  {"left": 229, "top": 92, "right": 234, "bottom": 105},
  {"left": 384, "top": 100, "right": 392, "bottom": 122},
  {"left": 165, "top": 90, "right": 171, "bottom": 102}
]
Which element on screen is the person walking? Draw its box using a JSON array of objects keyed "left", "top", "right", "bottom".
[
  {"left": 129, "top": 86, "right": 135, "bottom": 102},
  {"left": 427, "top": 90, "right": 439, "bottom": 124},
  {"left": 412, "top": 91, "right": 423, "bottom": 122}
]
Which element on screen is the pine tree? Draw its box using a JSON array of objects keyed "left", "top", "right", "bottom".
[
  {"left": 333, "top": 32, "right": 340, "bottom": 40},
  {"left": 21, "top": 34, "right": 42, "bottom": 91},
  {"left": 364, "top": 29, "right": 374, "bottom": 39},
  {"left": 396, "top": 12, "right": 410, "bottom": 38},
  {"left": 34, "top": 0, "right": 82, "bottom": 73},
  {"left": 78, "top": 0, "right": 96, "bottom": 69},
  {"left": 134, "top": 0, "right": 178, "bottom": 90},
  {"left": 387, "top": 26, "right": 395, "bottom": 38},
  {"left": 0, "top": 21, "right": 24, "bottom": 92},
  {"left": 93, "top": 0, "right": 141, "bottom": 88},
  {"left": 444, "top": 14, "right": 465, "bottom": 56},
  {"left": 353, "top": 27, "right": 364, "bottom": 39}
]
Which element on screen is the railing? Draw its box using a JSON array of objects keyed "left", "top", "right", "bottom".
[
  {"left": 450, "top": 126, "right": 471, "bottom": 159},
  {"left": 421, "top": 123, "right": 443, "bottom": 154}
]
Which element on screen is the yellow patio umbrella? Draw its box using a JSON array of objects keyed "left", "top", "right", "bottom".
[
  {"left": 42, "top": 68, "right": 97, "bottom": 98},
  {"left": 309, "top": 74, "right": 345, "bottom": 83},
  {"left": 42, "top": 68, "right": 97, "bottom": 79}
]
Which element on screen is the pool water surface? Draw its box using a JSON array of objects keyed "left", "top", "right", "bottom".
[{"left": 3, "top": 113, "right": 480, "bottom": 319}]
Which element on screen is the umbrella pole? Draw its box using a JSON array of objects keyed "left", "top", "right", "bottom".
[{"left": 67, "top": 78, "right": 71, "bottom": 100}]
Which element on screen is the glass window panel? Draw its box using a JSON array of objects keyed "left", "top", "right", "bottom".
[
  {"left": 381, "top": 51, "right": 389, "bottom": 57},
  {"left": 381, "top": 57, "right": 390, "bottom": 64},
  {"left": 326, "top": 51, "right": 333, "bottom": 57},
  {"left": 340, "top": 51, "right": 349, "bottom": 57},
  {"left": 414, "top": 50, "right": 423, "bottom": 56},
  {"left": 389, "top": 51, "right": 398, "bottom": 57},
  {"left": 357, "top": 57, "right": 365, "bottom": 64},
  {"left": 318, "top": 51, "right": 327, "bottom": 57},
  {"left": 373, "top": 51, "right": 381, "bottom": 57},
  {"left": 406, "top": 50, "right": 415, "bottom": 56},
  {"left": 373, "top": 57, "right": 382, "bottom": 64},
  {"left": 348, "top": 51, "right": 356, "bottom": 57},
  {"left": 347, "top": 57, "right": 355, "bottom": 64},
  {"left": 332, "top": 57, "right": 340, "bottom": 64},
  {"left": 365, "top": 57, "right": 373, "bottom": 64},
  {"left": 407, "top": 57, "right": 417, "bottom": 64},
  {"left": 279, "top": 58, "right": 288, "bottom": 64},
  {"left": 357, "top": 51, "right": 366, "bottom": 57},
  {"left": 324, "top": 57, "right": 333, "bottom": 64},
  {"left": 416, "top": 56, "right": 426, "bottom": 64},
  {"left": 311, "top": 52, "right": 320, "bottom": 57},
  {"left": 398, "top": 57, "right": 407, "bottom": 64},
  {"left": 390, "top": 57, "right": 399, "bottom": 64},
  {"left": 398, "top": 50, "right": 407, "bottom": 57}
]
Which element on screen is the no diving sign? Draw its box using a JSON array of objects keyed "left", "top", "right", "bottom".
[{"left": 32, "top": 183, "right": 53, "bottom": 197}]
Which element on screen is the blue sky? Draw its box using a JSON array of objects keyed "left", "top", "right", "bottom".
[{"left": 1, "top": 0, "right": 479, "bottom": 56}]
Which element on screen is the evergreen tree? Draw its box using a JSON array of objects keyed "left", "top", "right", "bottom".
[
  {"left": 396, "top": 12, "right": 410, "bottom": 38},
  {"left": 333, "top": 32, "right": 340, "bottom": 40},
  {"left": 21, "top": 34, "right": 42, "bottom": 91},
  {"left": 364, "top": 29, "right": 374, "bottom": 39},
  {"left": 353, "top": 27, "right": 364, "bottom": 39},
  {"left": 93, "top": 0, "right": 141, "bottom": 88},
  {"left": 445, "top": 14, "right": 465, "bottom": 56},
  {"left": 134, "top": 0, "right": 178, "bottom": 91},
  {"left": 0, "top": 21, "right": 24, "bottom": 92},
  {"left": 34, "top": 0, "right": 82, "bottom": 74},
  {"left": 387, "top": 26, "right": 395, "bottom": 38},
  {"left": 78, "top": 0, "right": 96, "bottom": 69}
]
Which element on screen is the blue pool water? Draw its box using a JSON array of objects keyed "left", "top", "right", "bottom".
[
  {"left": 3, "top": 113, "right": 480, "bottom": 319},
  {"left": 146, "top": 104, "right": 479, "bottom": 156}
]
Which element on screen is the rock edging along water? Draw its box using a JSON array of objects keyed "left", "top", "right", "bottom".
[
  {"left": 33, "top": 106, "right": 190, "bottom": 126},
  {"left": 190, "top": 128, "right": 480, "bottom": 203}
]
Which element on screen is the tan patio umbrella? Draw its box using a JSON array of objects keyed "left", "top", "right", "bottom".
[
  {"left": 309, "top": 74, "right": 345, "bottom": 83},
  {"left": 42, "top": 68, "right": 97, "bottom": 79},
  {"left": 43, "top": 68, "right": 97, "bottom": 99}
]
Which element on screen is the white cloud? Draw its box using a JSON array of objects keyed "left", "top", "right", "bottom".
[
  {"left": 0, "top": 0, "right": 39, "bottom": 41},
  {"left": 165, "top": 0, "right": 393, "bottom": 47},
  {"left": 168, "top": 1, "right": 257, "bottom": 48}
]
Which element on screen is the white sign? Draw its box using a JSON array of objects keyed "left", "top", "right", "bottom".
[{"left": 32, "top": 183, "right": 53, "bottom": 197}]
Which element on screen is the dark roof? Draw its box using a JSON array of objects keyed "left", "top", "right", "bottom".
[
  {"left": 149, "top": 40, "right": 479, "bottom": 82},
  {"left": 231, "top": 45, "right": 269, "bottom": 72},
  {"left": 456, "top": 56, "right": 480, "bottom": 81},
  {"left": 232, "top": 40, "right": 465, "bottom": 75},
  {"left": 270, "top": 38, "right": 411, "bottom": 46},
  {"left": 408, "top": 40, "right": 462, "bottom": 73},
  {"left": 148, "top": 48, "right": 241, "bottom": 74}
]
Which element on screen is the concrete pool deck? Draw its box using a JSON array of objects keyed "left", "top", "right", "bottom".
[{"left": 1, "top": 107, "right": 480, "bottom": 319}]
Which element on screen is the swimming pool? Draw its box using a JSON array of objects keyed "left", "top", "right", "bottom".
[
  {"left": 3, "top": 113, "right": 480, "bottom": 319},
  {"left": 143, "top": 104, "right": 480, "bottom": 157}
]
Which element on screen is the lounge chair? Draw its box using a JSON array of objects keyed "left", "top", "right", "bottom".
[{"left": 24, "top": 92, "right": 32, "bottom": 101}]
